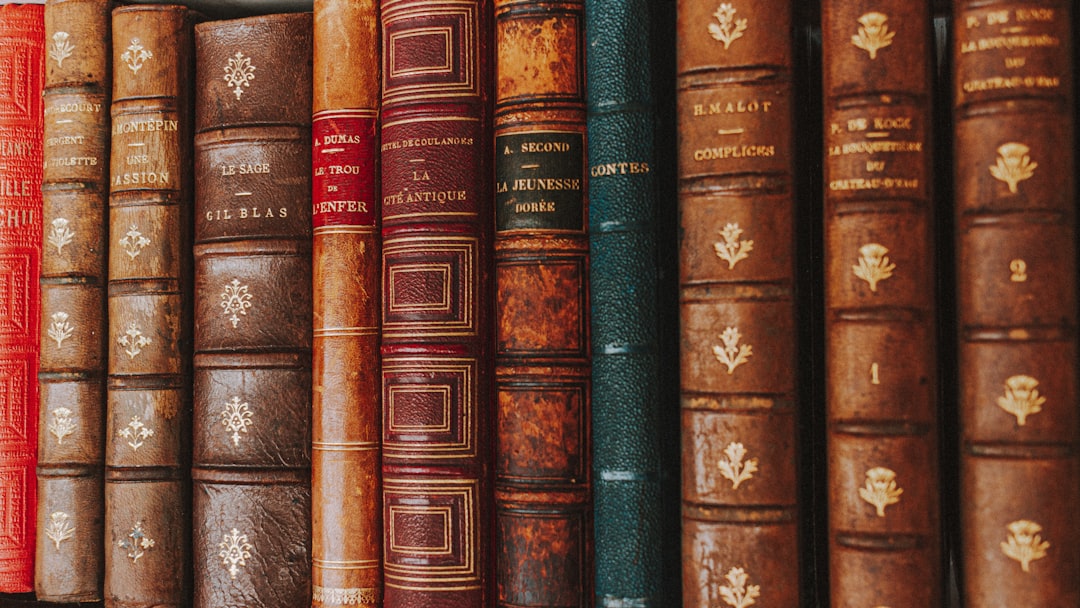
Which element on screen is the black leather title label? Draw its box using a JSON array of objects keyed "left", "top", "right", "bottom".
[{"left": 496, "top": 131, "right": 584, "bottom": 231}]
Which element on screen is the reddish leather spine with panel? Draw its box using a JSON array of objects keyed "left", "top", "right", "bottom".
[
  {"left": 312, "top": 0, "right": 382, "bottom": 606},
  {"left": 192, "top": 13, "right": 313, "bottom": 608},
  {"left": 493, "top": 0, "right": 591, "bottom": 605},
  {"left": 676, "top": 1, "right": 801, "bottom": 605},
  {"left": 0, "top": 3, "right": 43, "bottom": 593},
  {"left": 822, "top": 2, "right": 942, "bottom": 606},
  {"left": 36, "top": 0, "right": 109, "bottom": 601},
  {"left": 105, "top": 6, "right": 197, "bottom": 608},
  {"left": 379, "top": 0, "right": 493, "bottom": 606},
  {"left": 952, "top": 2, "right": 1079, "bottom": 606}
]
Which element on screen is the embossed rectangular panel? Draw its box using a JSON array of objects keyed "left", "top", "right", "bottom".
[
  {"left": 383, "top": 357, "right": 476, "bottom": 459},
  {"left": 383, "top": 478, "right": 479, "bottom": 582},
  {"left": 497, "top": 382, "right": 586, "bottom": 483},
  {"left": 495, "top": 257, "right": 586, "bottom": 357},
  {"left": 383, "top": 237, "right": 476, "bottom": 337},
  {"left": 382, "top": 1, "right": 478, "bottom": 101}
]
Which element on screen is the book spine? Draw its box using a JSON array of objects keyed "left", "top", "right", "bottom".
[
  {"left": 312, "top": 0, "right": 382, "bottom": 606},
  {"left": 378, "top": 0, "right": 493, "bottom": 606},
  {"left": 822, "top": 2, "right": 941, "bottom": 606},
  {"left": 0, "top": 3, "right": 44, "bottom": 593},
  {"left": 105, "top": 6, "right": 196, "bottom": 607},
  {"left": 36, "top": 0, "right": 110, "bottom": 601},
  {"left": 952, "top": 2, "right": 1079, "bottom": 606},
  {"left": 493, "top": 0, "right": 591, "bottom": 605},
  {"left": 584, "top": 0, "right": 663, "bottom": 605},
  {"left": 676, "top": 1, "right": 801, "bottom": 605},
  {"left": 191, "top": 13, "right": 313, "bottom": 608}
]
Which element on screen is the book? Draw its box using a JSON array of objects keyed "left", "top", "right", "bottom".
[
  {"left": 822, "top": 1, "right": 942, "bottom": 606},
  {"left": 493, "top": 0, "right": 592, "bottom": 605},
  {"left": 311, "top": 0, "right": 382, "bottom": 606},
  {"left": 105, "top": 5, "right": 197, "bottom": 607},
  {"left": 951, "top": 2, "right": 1079, "bottom": 606},
  {"left": 584, "top": 0, "right": 664, "bottom": 604},
  {"left": 191, "top": 13, "right": 313, "bottom": 608},
  {"left": 35, "top": 0, "right": 110, "bottom": 601},
  {"left": 0, "top": 2, "right": 44, "bottom": 593},
  {"left": 378, "top": 0, "right": 494, "bottom": 605},
  {"left": 676, "top": 0, "right": 802, "bottom": 605}
]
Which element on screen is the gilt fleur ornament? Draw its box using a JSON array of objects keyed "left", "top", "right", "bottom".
[
  {"left": 853, "top": 243, "right": 896, "bottom": 291},
  {"left": 50, "top": 32, "right": 75, "bottom": 67},
  {"left": 119, "top": 225, "right": 151, "bottom": 260},
  {"left": 48, "top": 217, "right": 75, "bottom": 255},
  {"left": 220, "top": 279, "right": 253, "bottom": 328},
  {"left": 990, "top": 142, "right": 1038, "bottom": 193},
  {"left": 48, "top": 407, "right": 76, "bottom": 445},
  {"left": 48, "top": 311, "right": 74, "bottom": 349},
  {"left": 719, "top": 566, "right": 761, "bottom": 608},
  {"left": 121, "top": 38, "right": 153, "bottom": 74},
  {"left": 712, "top": 327, "right": 752, "bottom": 375},
  {"left": 45, "top": 512, "right": 75, "bottom": 550},
  {"left": 1001, "top": 519, "right": 1050, "bottom": 572},
  {"left": 219, "top": 528, "right": 253, "bottom": 579},
  {"left": 224, "top": 51, "right": 256, "bottom": 99},
  {"left": 851, "top": 12, "right": 896, "bottom": 59},
  {"left": 708, "top": 4, "right": 748, "bottom": 50},
  {"left": 118, "top": 521, "right": 155, "bottom": 563},
  {"left": 859, "top": 467, "right": 903, "bottom": 517},
  {"left": 118, "top": 415, "right": 154, "bottom": 451},
  {"left": 997, "top": 375, "right": 1046, "bottom": 426},
  {"left": 714, "top": 223, "right": 754, "bottom": 269},
  {"left": 118, "top": 322, "right": 152, "bottom": 359},
  {"left": 222, "top": 396, "right": 253, "bottom": 446},
  {"left": 717, "top": 442, "right": 758, "bottom": 490}
]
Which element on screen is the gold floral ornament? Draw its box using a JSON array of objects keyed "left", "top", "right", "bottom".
[
  {"left": 49, "top": 407, "right": 76, "bottom": 444},
  {"left": 720, "top": 566, "right": 761, "bottom": 608},
  {"left": 851, "top": 12, "right": 896, "bottom": 59},
  {"left": 717, "top": 442, "right": 758, "bottom": 490},
  {"left": 120, "top": 225, "right": 151, "bottom": 260},
  {"left": 714, "top": 223, "right": 754, "bottom": 270},
  {"left": 712, "top": 327, "right": 752, "bottom": 375},
  {"left": 853, "top": 243, "right": 895, "bottom": 292},
  {"left": 221, "top": 279, "right": 254, "bottom": 328},
  {"left": 118, "top": 415, "right": 154, "bottom": 451},
  {"left": 50, "top": 32, "right": 75, "bottom": 67},
  {"left": 224, "top": 51, "right": 256, "bottom": 100},
  {"left": 118, "top": 322, "right": 152, "bottom": 359},
  {"left": 709, "top": 4, "right": 748, "bottom": 50},
  {"left": 990, "top": 142, "right": 1038, "bottom": 194},
  {"left": 121, "top": 38, "right": 153, "bottom": 74},
  {"left": 220, "top": 528, "right": 253, "bottom": 579},
  {"left": 222, "top": 396, "right": 253, "bottom": 446},
  {"left": 46, "top": 512, "right": 75, "bottom": 550},
  {"left": 48, "top": 217, "right": 74, "bottom": 255},
  {"left": 1001, "top": 519, "right": 1050, "bottom": 572},
  {"left": 859, "top": 466, "right": 903, "bottom": 517},
  {"left": 118, "top": 521, "right": 155, "bottom": 563},
  {"left": 49, "top": 312, "right": 74, "bottom": 349},
  {"left": 997, "top": 374, "right": 1046, "bottom": 426}
]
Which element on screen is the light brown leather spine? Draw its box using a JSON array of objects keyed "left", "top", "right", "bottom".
[
  {"left": 677, "top": 1, "right": 802, "bottom": 605},
  {"left": 822, "top": 2, "right": 941, "bottom": 607},
  {"left": 312, "top": 0, "right": 382, "bottom": 606},
  {"left": 952, "top": 2, "right": 1079, "bottom": 606},
  {"left": 37, "top": 0, "right": 110, "bottom": 601}
]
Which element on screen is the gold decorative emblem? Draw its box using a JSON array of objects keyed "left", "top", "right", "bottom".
[
  {"left": 851, "top": 12, "right": 896, "bottom": 59},
  {"left": 859, "top": 467, "right": 903, "bottom": 517},
  {"left": 312, "top": 586, "right": 380, "bottom": 605},
  {"left": 712, "top": 327, "right": 752, "bottom": 375},
  {"left": 118, "top": 322, "right": 152, "bottom": 359},
  {"left": 224, "top": 51, "right": 256, "bottom": 100},
  {"left": 1001, "top": 519, "right": 1050, "bottom": 572},
  {"left": 719, "top": 567, "right": 761, "bottom": 608},
  {"left": 121, "top": 38, "right": 153, "bottom": 74},
  {"left": 990, "top": 142, "right": 1037, "bottom": 193},
  {"left": 221, "top": 279, "right": 253, "bottom": 328},
  {"left": 717, "top": 442, "right": 758, "bottom": 490},
  {"left": 49, "top": 32, "right": 75, "bottom": 67},
  {"left": 118, "top": 521, "right": 155, "bottom": 563},
  {"left": 48, "top": 407, "right": 76, "bottom": 445},
  {"left": 48, "top": 311, "right": 74, "bottom": 349},
  {"left": 118, "top": 415, "right": 154, "bottom": 451},
  {"left": 708, "top": 4, "right": 748, "bottom": 50},
  {"left": 222, "top": 396, "right": 253, "bottom": 446},
  {"left": 997, "top": 375, "right": 1046, "bottom": 426},
  {"left": 219, "top": 528, "right": 253, "bottom": 579},
  {"left": 45, "top": 512, "right": 75, "bottom": 550},
  {"left": 119, "top": 225, "right": 151, "bottom": 260},
  {"left": 714, "top": 223, "right": 754, "bottom": 269},
  {"left": 48, "top": 217, "right": 75, "bottom": 255},
  {"left": 853, "top": 243, "right": 895, "bottom": 292},
  {"left": 1010, "top": 259, "right": 1028, "bottom": 282}
]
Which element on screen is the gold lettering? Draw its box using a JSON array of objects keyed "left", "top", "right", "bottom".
[
  {"left": 1005, "top": 57, "right": 1026, "bottom": 69},
  {"left": 693, "top": 145, "right": 776, "bottom": 161},
  {"left": 871, "top": 363, "right": 880, "bottom": 385},
  {"left": 1010, "top": 259, "right": 1028, "bottom": 282},
  {"left": 986, "top": 10, "right": 1009, "bottom": 25}
]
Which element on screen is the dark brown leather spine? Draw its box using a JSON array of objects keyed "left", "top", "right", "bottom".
[
  {"left": 192, "top": 13, "right": 313, "bottom": 608},
  {"left": 37, "top": 0, "right": 110, "bottom": 602},
  {"left": 105, "top": 6, "right": 196, "bottom": 608},
  {"left": 677, "top": 1, "right": 801, "bottom": 605},
  {"left": 822, "top": 2, "right": 941, "bottom": 606},
  {"left": 312, "top": 0, "right": 381, "bottom": 606},
  {"left": 494, "top": 0, "right": 590, "bottom": 606},
  {"left": 379, "top": 0, "right": 493, "bottom": 606},
  {"left": 953, "top": 2, "right": 1079, "bottom": 606}
]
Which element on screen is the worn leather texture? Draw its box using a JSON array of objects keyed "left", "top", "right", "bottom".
[
  {"left": 494, "top": 0, "right": 591, "bottom": 606},
  {"left": 952, "top": 2, "right": 1080, "bottom": 606},
  {"left": 379, "top": 0, "right": 493, "bottom": 606},
  {"left": 676, "top": 0, "right": 801, "bottom": 605},
  {"left": 192, "top": 12, "right": 313, "bottom": 608},
  {"left": 312, "top": 1, "right": 382, "bottom": 606},
  {"left": 36, "top": 0, "right": 111, "bottom": 601},
  {"left": 105, "top": 6, "right": 196, "bottom": 608},
  {"left": 0, "top": 3, "right": 43, "bottom": 594}
]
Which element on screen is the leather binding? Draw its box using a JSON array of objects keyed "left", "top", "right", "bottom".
[
  {"left": 677, "top": 0, "right": 801, "bottom": 605},
  {"left": 37, "top": 0, "right": 110, "bottom": 601},
  {"left": 379, "top": 0, "right": 493, "bottom": 606},
  {"left": 952, "top": 2, "right": 1079, "bottom": 606},
  {"left": 0, "top": 3, "right": 43, "bottom": 594},
  {"left": 192, "top": 13, "right": 313, "bottom": 608},
  {"left": 584, "top": 0, "right": 663, "bottom": 604},
  {"left": 106, "top": 6, "right": 197, "bottom": 608},
  {"left": 822, "top": 2, "right": 942, "bottom": 606},
  {"left": 494, "top": 0, "right": 591, "bottom": 605},
  {"left": 312, "top": 0, "right": 382, "bottom": 606}
]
